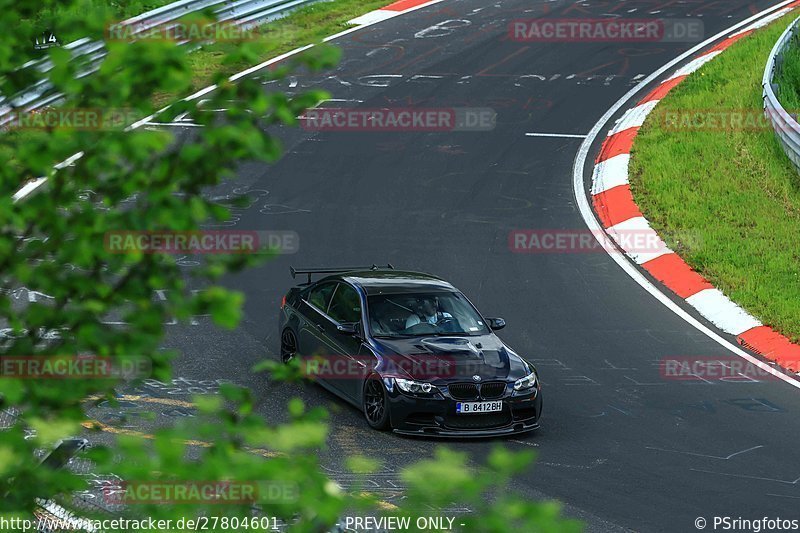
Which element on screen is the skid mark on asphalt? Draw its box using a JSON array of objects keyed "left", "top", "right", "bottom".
[
  {"left": 332, "top": 424, "right": 368, "bottom": 455},
  {"left": 643, "top": 442, "right": 798, "bottom": 489},
  {"left": 134, "top": 376, "right": 232, "bottom": 396},
  {"left": 645, "top": 445, "right": 764, "bottom": 460},
  {"left": 83, "top": 392, "right": 281, "bottom": 456},
  {"left": 539, "top": 458, "right": 608, "bottom": 470},
  {"left": 80, "top": 403, "right": 411, "bottom": 510},
  {"left": 1, "top": 288, "right": 213, "bottom": 333},
  {"left": 85, "top": 394, "right": 196, "bottom": 409},
  {"left": 691, "top": 469, "right": 800, "bottom": 485},
  {"left": 80, "top": 419, "right": 281, "bottom": 457},
  {"left": 509, "top": 438, "right": 609, "bottom": 470},
  {"left": 322, "top": 466, "right": 410, "bottom": 512},
  {"left": 509, "top": 439, "right": 539, "bottom": 447},
  {"left": 329, "top": 472, "right": 470, "bottom": 514},
  {"left": 330, "top": 422, "right": 439, "bottom": 457}
]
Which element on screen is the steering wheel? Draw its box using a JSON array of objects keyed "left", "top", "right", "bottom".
[{"left": 435, "top": 317, "right": 456, "bottom": 326}]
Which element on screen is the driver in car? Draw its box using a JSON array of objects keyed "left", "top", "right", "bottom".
[{"left": 405, "top": 296, "right": 453, "bottom": 329}]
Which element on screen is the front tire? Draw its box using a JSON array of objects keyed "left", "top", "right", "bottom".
[{"left": 363, "top": 376, "right": 390, "bottom": 430}]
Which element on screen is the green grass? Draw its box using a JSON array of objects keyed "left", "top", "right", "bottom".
[
  {"left": 182, "top": 0, "right": 390, "bottom": 93},
  {"left": 629, "top": 14, "right": 800, "bottom": 343},
  {"left": 25, "top": 0, "right": 179, "bottom": 44},
  {"left": 5, "top": 0, "right": 391, "bottom": 169},
  {"left": 776, "top": 26, "right": 800, "bottom": 110},
  {"left": 28, "top": 0, "right": 389, "bottom": 86},
  {"left": 4, "top": 1, "right": 390, "bottom": 180}
]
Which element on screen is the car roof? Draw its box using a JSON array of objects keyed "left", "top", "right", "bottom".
[{"left": 317, "top": 270, "right": 457, "bottom": 295}]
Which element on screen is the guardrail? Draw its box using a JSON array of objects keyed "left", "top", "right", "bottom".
[
  {"left": 763, "top": 15, "right": 800, "bottom": 172},
  {"left": 0, "top": 0, "right": 322, "bottom": 129}
]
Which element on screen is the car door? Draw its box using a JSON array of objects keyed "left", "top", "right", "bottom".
[
  {"left": 297, "top": 282, "right": 340, "bottom": 389},
  {"left": 323, "top": 282, "right": 368, "bottom": 403}
]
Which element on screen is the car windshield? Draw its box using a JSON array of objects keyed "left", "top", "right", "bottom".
[{"left": 367, "top": 292, "right": 491, "bottom": 338}]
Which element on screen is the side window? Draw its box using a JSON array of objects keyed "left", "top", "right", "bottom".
[
  {"left": 327, "top": 284, "right": 362, "bottom": 324},
  {"left": 307, "top": 283, "right": 336, "bottom": 313}
]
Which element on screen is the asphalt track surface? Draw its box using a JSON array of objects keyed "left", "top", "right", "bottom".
[{"left": 76, "top": 1, "right": 800, "bottom": 531}]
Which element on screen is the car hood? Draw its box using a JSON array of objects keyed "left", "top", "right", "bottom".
[{"left": 370, "top": 334, "right": 530, "bottom": 383}]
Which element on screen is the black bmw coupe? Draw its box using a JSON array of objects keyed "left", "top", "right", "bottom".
[{"left": 278, "top": 266, "right": 541, "bottom": 437}]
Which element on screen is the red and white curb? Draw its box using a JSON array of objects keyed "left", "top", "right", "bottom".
[
  {"left": 591, "top": 3, "right": 800, "bottom": 373},
  {"left": 349, "top": 0, "right": 444, "bottom": 26}
]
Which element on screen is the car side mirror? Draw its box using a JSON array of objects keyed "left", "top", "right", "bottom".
[
  {"left": 337, "top": 323, "right": 359, "bottom": 336},
  {"left": 486, "top": 317, "right": 506, "bottom": 331}
]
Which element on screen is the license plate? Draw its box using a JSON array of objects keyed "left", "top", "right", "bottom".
[{"left": 456, "top": 401, "right": 503, "bottom": 414}]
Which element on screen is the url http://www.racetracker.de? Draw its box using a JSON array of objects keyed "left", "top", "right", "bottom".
[
  {"left": 1, "top": 515, "right": 281, "bottom": 531},
  {"left": 695, "top": 517, "right": 800, "bottom": 532},
  {"left": 1, "top": 514, "right": 462, "bottom": 532}
]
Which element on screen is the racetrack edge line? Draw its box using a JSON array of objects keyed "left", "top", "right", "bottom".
[{"left": 572, "top": 0, "right": 800, "bottom": 390}]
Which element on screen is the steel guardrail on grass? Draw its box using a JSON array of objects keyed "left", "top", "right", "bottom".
[
  {"left": 0, "top": 0, "right": 323, "bottom": 129},
  {"left": 763, "top": 15, "right": 800, "bottom": 172}
]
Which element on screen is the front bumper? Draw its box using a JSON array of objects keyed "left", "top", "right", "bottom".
[
  {"left": 393, "top": 421, "right": 540, "bottom": 438},
  {"left": 386, "top": 382, "right": 542, "bottom": 438}
]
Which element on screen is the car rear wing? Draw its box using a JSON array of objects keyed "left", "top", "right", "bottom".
[{"left": 290, "top": 264, "right": 394, "bottom": 284}]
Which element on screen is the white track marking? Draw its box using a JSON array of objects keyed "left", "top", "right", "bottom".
[
  {"left": 572, "top": 0, "right": 800, "bottom": 390},
  {"left": 590, "top": 154, "right": 630, "bottom": 194},
  {"left": 13, "top": 150, "right": 83, "bottom": 201},
  {"left": 349, "top": 0, "right": 447, "bottom": 28},
  {"left": 731, "top": 6, "right": 795, "bottom": 35},
  {"left": 685, "top": 289, "right": 763, "bottom": 336},
  {"left": 143, "top": 122, "right": 204, "bottom": 128},
  {"left": 349, "top": 11, "right": 398, "bottom": 26},
  {"left": 606, "top": 216, "right": 673, "bottom": 265},
  {"left": 525, "top": 132, "right": 588, "bottom": 139},
  {"left": 669, "top": 51, "right": 723, "bottom": 78},
  {"left": 609, "top": 101, "right": 659, "bottom": 135}
]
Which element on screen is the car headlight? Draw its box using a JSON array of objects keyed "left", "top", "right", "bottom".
[
  {"left": 513, "top": 371, "right": 537, "bottom": 391},
  {"left": 395, "top": 378, "right": 438, "bottom": 394}
]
